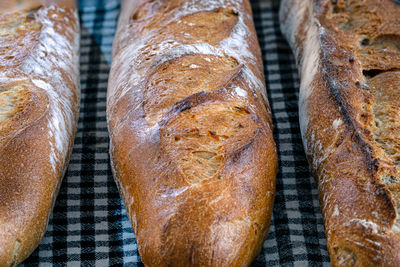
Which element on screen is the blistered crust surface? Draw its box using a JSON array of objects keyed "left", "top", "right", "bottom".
[
  {"left": 0, "top": 82, "right": 31, "bottom": 123},
  {"left": 143, "top": 54, "right": 239, "bottom": 125},
  {"left": 161, "top": 101, "right": 259, "bottom": 184},
  {"left": 108, "top": 0, "right": 277, "bottom": 266},
  {"left": 280, "top": 0, "right": 400, "bottom": 266},
  {"left": 0, "top": 2, "right": 80, "bottom": 266}
]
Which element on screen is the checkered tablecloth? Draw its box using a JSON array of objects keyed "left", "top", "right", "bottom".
[{"left": 21, "top": 0, "right": 331, "bottom": 265}]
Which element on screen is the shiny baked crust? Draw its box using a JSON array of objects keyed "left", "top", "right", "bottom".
[
  {"left": 280, "top": 0, "right": 400, "bottom": 265},
  {"left": 107, "top": 0, "right": 277, "bottom": 266},
  {"left": 0, "top": 1, "right": 79, "bottom": 266}
]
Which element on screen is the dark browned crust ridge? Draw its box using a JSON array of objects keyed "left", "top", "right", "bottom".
[{"left": 281, "top": 0, "right": 400, "bottom": 265}]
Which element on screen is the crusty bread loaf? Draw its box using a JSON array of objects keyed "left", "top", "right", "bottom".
[
  {"left": 0, "top": 1, "right": 80, "bottom": 266},
  {"left": 107, "top": 0, "right": 277, "bottom": 266},
  {"left": 280, "top": 0, "right": 400, "bottom": 265}
]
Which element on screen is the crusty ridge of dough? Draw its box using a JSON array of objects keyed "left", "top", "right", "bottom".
[{"left": 280, "top": 0, "right": 400, "bottom": 266}]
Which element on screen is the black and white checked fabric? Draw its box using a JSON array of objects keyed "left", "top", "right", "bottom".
[{"left": 21, "top": 0, "right": 331, "bottom": 265}]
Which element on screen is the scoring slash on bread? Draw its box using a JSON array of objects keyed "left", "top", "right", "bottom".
[
  {"left": 107, "top": 0, "right": 278, "bottom": 266},
  {"left": 280, "top": 0, "right": 400, "bottom": 265},
  {"left": 0, "top": 0, "right": 80, "bottom": 266}
]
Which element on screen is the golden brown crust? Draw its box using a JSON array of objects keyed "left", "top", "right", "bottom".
[
  {"left": 280, "top": 0, "right": 400, "bottom": 265},
  {"left": 0, "top": 1, "right": 79, "bottom": 266},
  {"left": 0, "top": 0, "right": 76, "bottom": 12},
  {"left": 107, "top": 0, "right": 277, "bottom": 266}
]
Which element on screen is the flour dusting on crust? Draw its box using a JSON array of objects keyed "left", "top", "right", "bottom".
[{"left": 24, "top": 6, "right": 80, "bottom": 172}]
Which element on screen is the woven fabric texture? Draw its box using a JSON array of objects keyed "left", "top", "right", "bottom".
[{"left": 21, "top": 0, "right": 331, "bottom": 266}]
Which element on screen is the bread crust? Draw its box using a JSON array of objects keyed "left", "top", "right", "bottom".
[
  {"left": 107, "top": 0, "right": 277, "bottom": 266},
  {"left": 280, "top": 0, "right": 400, "bottom": 265},
  {"left": 0, "top": 1, "right": 80, "bottom": 266}
]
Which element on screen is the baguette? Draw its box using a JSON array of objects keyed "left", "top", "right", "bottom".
[
  {"left": 107, "top": 0, "right": 277, "bottom": 266},
  {"left": 0, "top": 1, "right": 80, "bottom": 266},
  {"left": 280, "top": 0, "right": 400, "bottom": 265}
]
